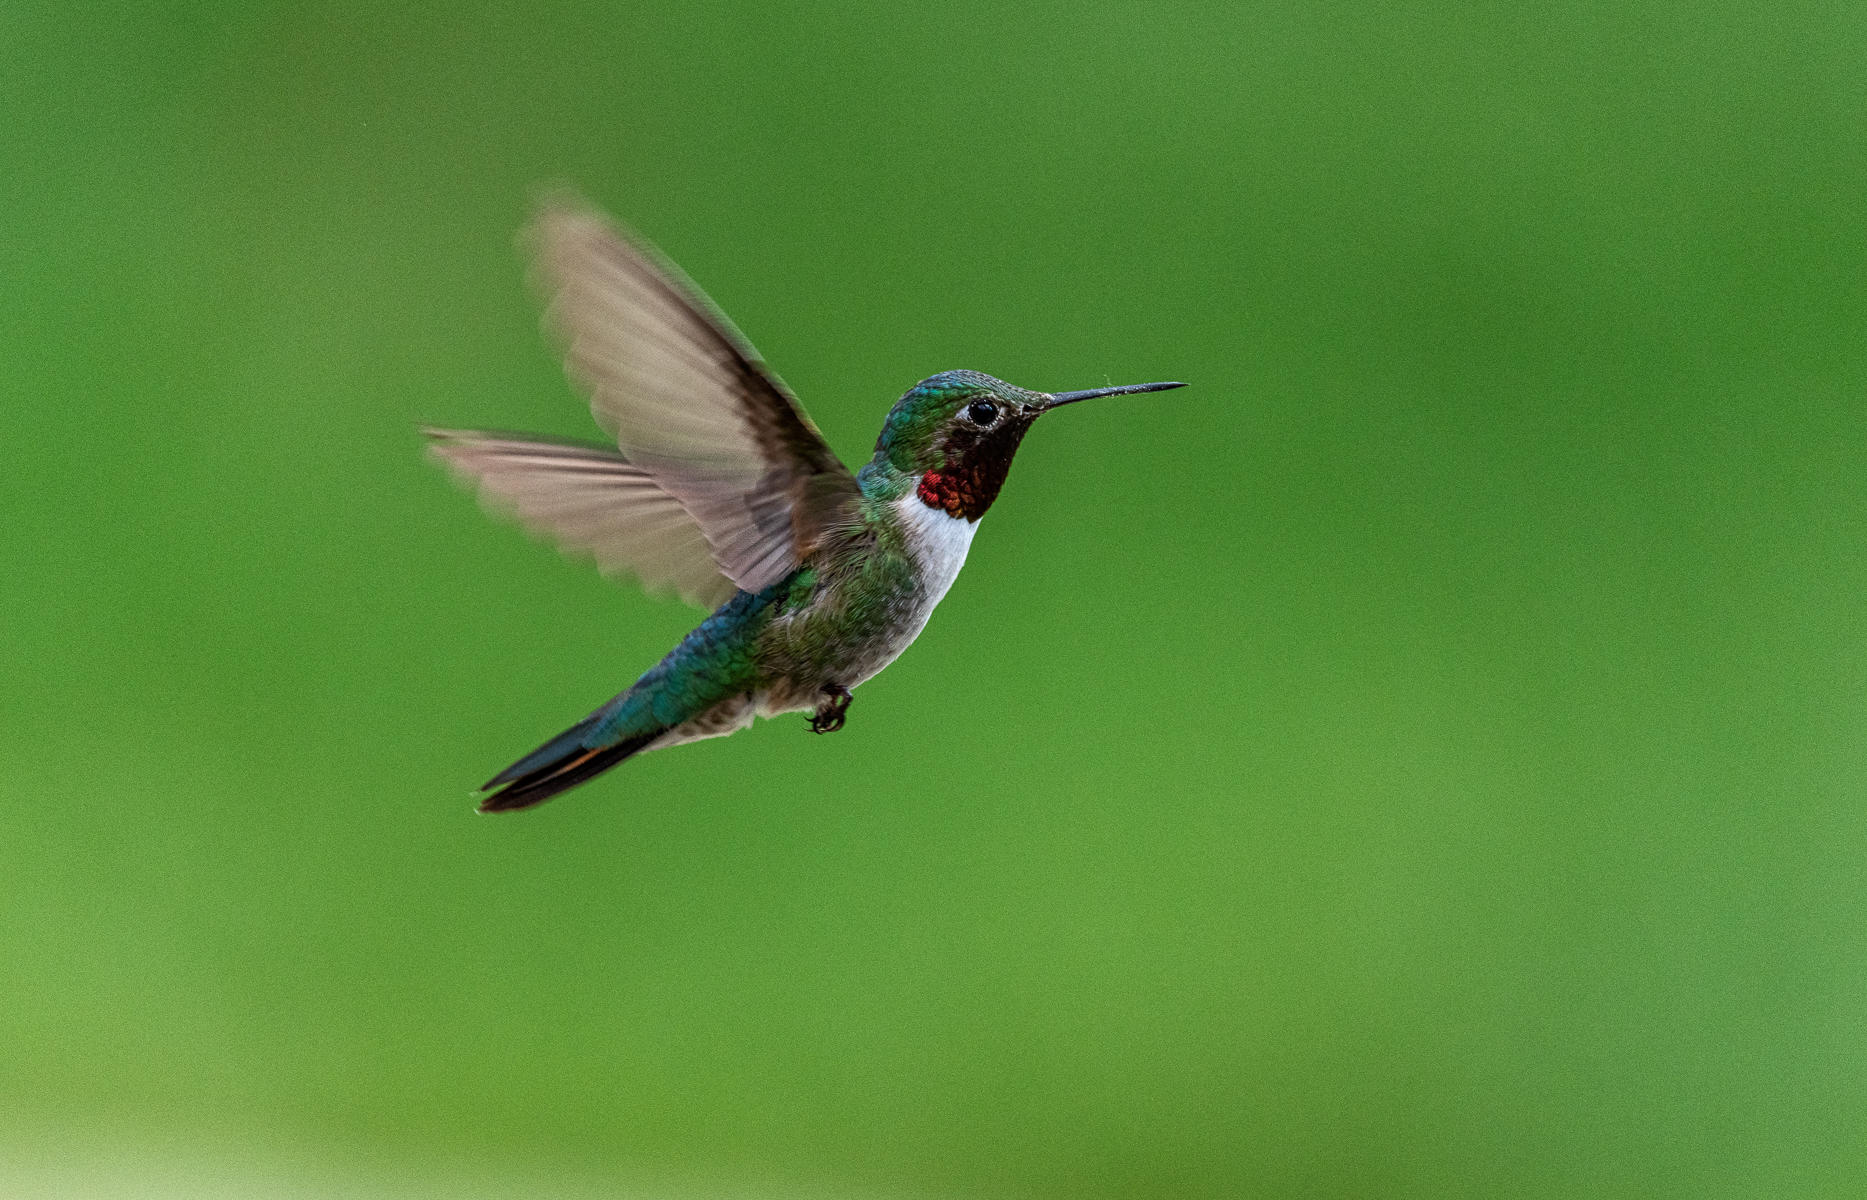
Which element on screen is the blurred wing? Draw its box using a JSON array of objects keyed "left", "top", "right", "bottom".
[
  {"left": 425, "top": 429, "right": 737, "bottom": 609},
  {"left": 532, "top": 201, "right": 858, "bottom": 594}
]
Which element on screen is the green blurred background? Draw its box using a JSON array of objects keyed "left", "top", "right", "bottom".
[{"left": 6, "top": 2, "right": 1866, "bottom": 1196}]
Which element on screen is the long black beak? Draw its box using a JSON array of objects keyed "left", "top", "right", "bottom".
[{"left": 1041, "top": 380, "right": 1187, "bottom": 410}]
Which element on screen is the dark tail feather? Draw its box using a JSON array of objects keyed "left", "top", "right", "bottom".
[{"left": 477, "top": 723, "right": 662, "bottom": 813}]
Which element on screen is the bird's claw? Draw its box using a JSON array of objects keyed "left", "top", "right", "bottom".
[{"left": 809, "top": 684, "right": 852, "bottom": 734}]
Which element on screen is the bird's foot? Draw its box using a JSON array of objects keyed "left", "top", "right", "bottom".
[{"left": 809, "top": 684, "right": 852, "bottom": 734}]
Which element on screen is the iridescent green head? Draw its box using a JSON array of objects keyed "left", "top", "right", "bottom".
[{"left": 870, "top": 370, "right": 1186, "bottom": 521}]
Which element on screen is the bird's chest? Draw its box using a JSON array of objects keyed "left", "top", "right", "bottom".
[
  {"left": 893, "top": 493, "right": 976, "bottom": 619},
  {"left": 763, "top": 497, "right": 976, "bottom": 703},
  {"left": 844, "top": 498, "right": 977, "bottom": 681}
]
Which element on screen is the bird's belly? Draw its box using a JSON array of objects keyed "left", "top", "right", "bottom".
[
  {"left": 752, "top": 618, "right": 918, "bottom": 716},
  {"left": 750, "top": 496, "right": 978, "bottom": 712},
  {"left": 845, "top": 587, "right": 946, "bottom": 685},
  {"left": 757, "top": 499, "right": 975, "bottom": 716}
]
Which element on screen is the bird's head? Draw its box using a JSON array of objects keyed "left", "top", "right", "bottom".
[{"left": 870, "top": 370, "right": 1185, "bottom": 521}]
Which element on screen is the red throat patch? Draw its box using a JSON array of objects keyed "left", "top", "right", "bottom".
[
  {"left": 914, "top": 419, "right": 1032, "bottom": 521},
  {"left": 908, "top": 410, "right": 1036, "bottom": 521},
  {"left": 915, "top": 470, "right": 978, "bottom": 520}
]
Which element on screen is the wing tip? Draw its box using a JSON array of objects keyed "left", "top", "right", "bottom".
[
  {"left": 421, "top": 427, "right": 502, "bottom": 478},
  {"left": 524, "top": 187, "right": 624, "bottom": 273},
  {"left": 420, "top": 425, "right": 468, "bottom": 449}
]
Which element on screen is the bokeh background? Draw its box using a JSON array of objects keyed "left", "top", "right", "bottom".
[{"left": 7, "top": 2, "right": 1866, "bottom": 1196}]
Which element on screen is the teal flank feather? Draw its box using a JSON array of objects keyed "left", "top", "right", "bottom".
[{"left": 478, "top": 582, "right": 789, "bottom": 811}]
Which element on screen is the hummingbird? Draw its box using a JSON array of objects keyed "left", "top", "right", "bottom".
[{"left": 426, "top": 200, "right": 1184, "bottom": 812}]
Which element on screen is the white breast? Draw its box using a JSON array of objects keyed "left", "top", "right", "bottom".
[
  {"left": 893, "top": 493, "right": 977, "bottom": 611},
  {"left": 824, "top": 494, "right": 977, "bottom": 689}
]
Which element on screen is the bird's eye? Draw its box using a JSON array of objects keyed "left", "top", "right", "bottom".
[{"left": 965, "top": 400, "right": 998, "bottom": 426}]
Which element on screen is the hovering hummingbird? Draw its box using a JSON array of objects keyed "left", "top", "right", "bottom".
[{"left": 426, "top": 200, "right": 1185, "bottom": 811}]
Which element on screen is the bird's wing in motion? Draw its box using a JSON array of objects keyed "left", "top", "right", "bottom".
[
  {"left": 425, "top": 430, "right": 737, "bottom": 609},
  {"left": 531, "top": 200, "right": 859, "bottom": 596}
]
